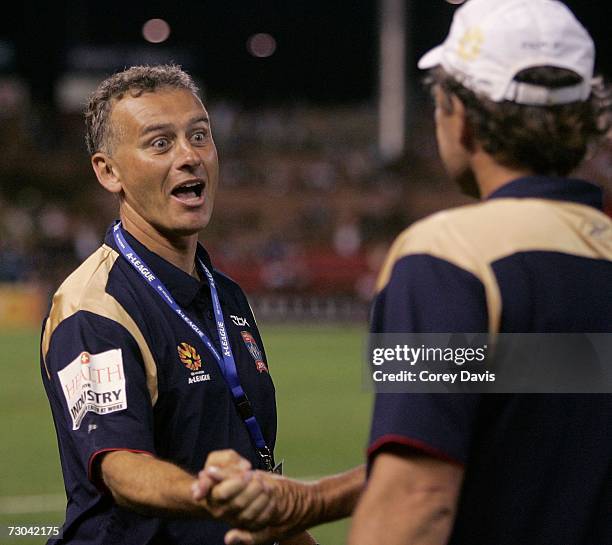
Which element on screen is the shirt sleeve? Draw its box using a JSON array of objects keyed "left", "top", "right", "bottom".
[
  {"left": 42, "top": 310, "right": 156, "bottom": 485},
  {"left": 368, "top": 253, "right": 487, "bottom": 465}
]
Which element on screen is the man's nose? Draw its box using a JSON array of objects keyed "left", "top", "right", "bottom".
[{"left": 176, "top": 138, "right": 201, "bottom": 168}]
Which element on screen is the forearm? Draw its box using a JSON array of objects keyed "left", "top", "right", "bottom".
[
  {"left": 220, "top": 465, "right": 366, "bottom": 545},
  {"left": 347, "top": 452, "right": 462, "bottom": 545},
  {"left": 266, "top": 464, "right": 365, "bottom": 530},
  {"left": 307, "top": 464, "right": 366, "bottom": 524},
  {"left": 101, "top": 450, "right": 208, "bottom": 517},
  {"left": 348, "top": 484, "right": 456, "bottom": 545}
]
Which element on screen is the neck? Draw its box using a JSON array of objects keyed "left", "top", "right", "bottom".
[
  {"left": 472, "top": 151, "right": 533, "bottom": 199},
  {"left": 119, "top": 204, "right": 199, "bottom": 277}
]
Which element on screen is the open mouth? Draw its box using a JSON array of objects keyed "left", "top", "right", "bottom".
[{"left": 171, "top": 181, "right": 205, "bottom": 202}]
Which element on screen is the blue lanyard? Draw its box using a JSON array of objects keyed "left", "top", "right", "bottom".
[{"left": 112, "top": 222, "right": 273, "bottom": 469}]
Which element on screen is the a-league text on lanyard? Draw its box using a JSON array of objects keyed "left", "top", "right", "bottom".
[{"left": 112, "top": 222, "right": 273, "bottom": 470}]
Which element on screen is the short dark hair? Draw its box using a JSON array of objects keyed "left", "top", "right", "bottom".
[
  {"left": 427, "top": 66, "right": 611, "bottom": 176},
  {"left": 84, "top": 64, "right": 200, "bottom": 155}
]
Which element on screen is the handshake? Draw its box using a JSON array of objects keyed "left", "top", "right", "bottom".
[{"left": 191, "top": 450, "right": 365, "bottom": 545}]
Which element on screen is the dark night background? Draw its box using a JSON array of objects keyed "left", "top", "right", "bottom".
[
  {"left": 0, "top": 1, "right": 610, "bottom": 309},
  {"left": 2, "top": 1, "right": 610, "bottom": 107}
]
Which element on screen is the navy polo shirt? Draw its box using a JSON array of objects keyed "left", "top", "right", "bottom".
[
  {"left": 41, "top": 224, "right": 276, "bottom": 545},
  {"left": 369, "top": 177, "right": 612, "bottom": 544}
]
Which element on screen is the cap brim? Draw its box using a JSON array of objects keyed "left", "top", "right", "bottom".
[{"left": 417, "top": 45, "right": 443, "bottom": 70}]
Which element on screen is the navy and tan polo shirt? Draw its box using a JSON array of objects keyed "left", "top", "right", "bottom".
[
  {"left": 41, "top": 224, "right": 276, "bottom": 545},
  {"left": 369, "top": 176, "right": 612, "bottom": 544}
]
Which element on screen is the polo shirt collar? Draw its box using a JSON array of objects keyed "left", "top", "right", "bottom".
[
  {"left": 487, "top": 176, "right": 603, "bottom": 210},
  {"left": 105, "top": 222, "right": 213, "bottom": 307}
]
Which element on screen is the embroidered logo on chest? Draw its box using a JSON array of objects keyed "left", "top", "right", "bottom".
[
  {"left": 241, "top": 331, "right": 268, "bottom": 373},
  {"left": 177, "top": 342, "right": 202, "bottom": 371},
  {"left": 177, "top": 343, "right": 211, "bottom": 384}
]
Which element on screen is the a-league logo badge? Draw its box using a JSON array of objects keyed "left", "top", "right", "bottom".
[
  {"left": 177, "top": 343, "right": 202, "bottom": 371},
  {"left": 241, "top": 331, "right": 268, "bottom": 373}
]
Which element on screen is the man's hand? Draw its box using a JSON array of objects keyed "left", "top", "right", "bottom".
[
  {"left": 193, "top": 450, "right": 276, "bottom": 529},
  {"left": 193, "top": 463, "right": 366, "bottom": 544},
  {"left": 192, "top": 451, "right": 365, "bottom": 544},
  {"left": 227, "top": 527, "right": 318, "bottom": 545},
  {"left": 222, "top": 471, "right": 315, "bottom": 544},
  {"left": 193, "top": 466, "right": 315, "bottom": 540},
  {"left": 195, "top": 457, "right": 318, "bottom": 545},
  {"left": 191, "top": 449, "right": 253, "bottom": 503}
]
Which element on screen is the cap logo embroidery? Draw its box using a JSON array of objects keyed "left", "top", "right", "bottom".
[
  {"left": 177, "top": 342, "right": 202, "bottom": 371},
  {"left": 457, "top": 27, "right": 483, "bottom": 61}
]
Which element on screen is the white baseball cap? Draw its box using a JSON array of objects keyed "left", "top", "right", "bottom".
[{"left": 418, "top": 0, "right": 595, "bottom": 105}]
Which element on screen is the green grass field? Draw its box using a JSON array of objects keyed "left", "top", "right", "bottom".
[{"left": 0, "top": 324, "right": 372, "bottom": 544}]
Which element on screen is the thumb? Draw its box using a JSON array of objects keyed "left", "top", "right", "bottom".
[
  {"left": 191, "top": 471, "right": 217, "bottom": 501},
  {"left": 225, "top": 527, "right": 278, "bottom": 545}
]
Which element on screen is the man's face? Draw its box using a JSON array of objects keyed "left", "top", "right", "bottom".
[
  {"left": 108, "top": 87, "right": 219, "bottom": 238},
  {"left": 433, "top": 86, "right": 479, "bottom": 198}
]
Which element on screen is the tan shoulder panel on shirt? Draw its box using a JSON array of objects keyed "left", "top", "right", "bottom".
[
  {"left": 376, "top": 198, "right": 612, "bottom": 333},
  {"left": 42, "top": 244, "right": 159, "bottom": 405}
]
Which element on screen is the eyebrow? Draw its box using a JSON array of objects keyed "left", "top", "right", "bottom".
[{"left": 140, "top": 116, "right": 210, "bottom": 137}]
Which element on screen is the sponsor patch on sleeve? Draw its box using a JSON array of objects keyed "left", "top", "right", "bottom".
[
  {"left": 57, "top": 349, "right": 127, "bottom": 430},
  {"left": 241, "top": 331, "right": 268, "bottom": 373}
]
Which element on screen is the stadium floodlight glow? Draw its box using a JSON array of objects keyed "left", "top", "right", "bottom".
[
  {"left": 142, "top": 18, "right": 171, "bottom": 44},
  {"left": 247, "top": 33, "right": 277, "bottom": 58}
]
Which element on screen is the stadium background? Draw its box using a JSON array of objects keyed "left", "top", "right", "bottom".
[{"left": 0, "top": 1, "right": 609, "bottom": 543}]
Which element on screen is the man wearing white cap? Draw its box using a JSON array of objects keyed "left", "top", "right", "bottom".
[
  {"left": 192, "top": 1, "right": 611, "bottom": 544},
  {"left": 347, "top": 0, "right": 612, "bottom": 544}
]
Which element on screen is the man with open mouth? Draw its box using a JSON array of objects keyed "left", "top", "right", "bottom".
[{"left": 39, "top": 64, "right": 315, "bottom": 545}]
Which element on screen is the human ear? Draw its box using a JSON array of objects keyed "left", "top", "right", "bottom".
[
  {"left": 434, "top": 85, "right": 454, "bottom": 115},
  {"left": 91, "top": 152, "right": 122, "bottom": 194},
  {"left": 452, "top": 95, "right": 476, "bottom": 153}
]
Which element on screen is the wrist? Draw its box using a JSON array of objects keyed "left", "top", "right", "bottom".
[
  {"left": 266, "top": 475, "right": 321, "bottom": 530},
  {"left": 308, "top": 466, "right": 366, "bottom": 523},
  {"left": 306, "top": 480, "right": 328, "bottom": 525}
]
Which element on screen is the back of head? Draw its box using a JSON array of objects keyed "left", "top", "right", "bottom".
[
  {"left": 84, "top": 64, "right": 200, "bottom": 155},
  {"left": 419, "top": 0, "right": 610, "bottom": 175}
]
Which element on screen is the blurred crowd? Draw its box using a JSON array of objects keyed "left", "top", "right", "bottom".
[{"left": 1, "top": 99, "right": 611, "bottom": 308}]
